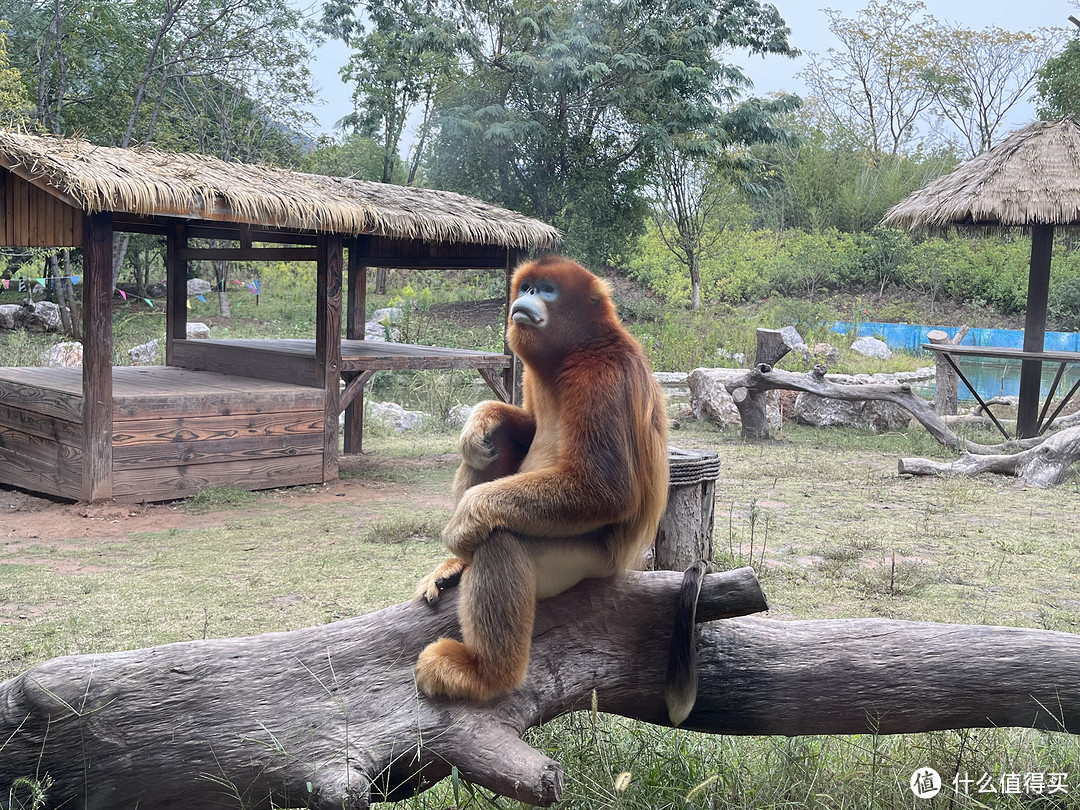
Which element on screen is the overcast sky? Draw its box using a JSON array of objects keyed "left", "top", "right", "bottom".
[{"left": 302, "top": 0, "right": 1076, "bottom": 140}]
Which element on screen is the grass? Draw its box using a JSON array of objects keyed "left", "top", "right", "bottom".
[{"left": 3, "top": 420, "right": 1080, "bottom": 808}]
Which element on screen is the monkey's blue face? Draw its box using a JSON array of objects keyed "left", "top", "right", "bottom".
[{"left": 511, "top": 278, "right": 558, "bottom": 328}]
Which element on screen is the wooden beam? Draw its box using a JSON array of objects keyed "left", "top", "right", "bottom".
[
  {"left": 165, "top": 222, "right": 188, "bottom": 366},
  {"left": 344, "top": 237, "right": 370, "bottom": 455},
  {"left": 80, "top": 212, "right": 114, "bottom": 502},
  {"left": 176, "top": 247, "right": 318, "bottom": 262},
  {"left": 1018, "top": 224, "right": 1054, "bottom": 439},
  {"left": 316, "top": 234, "right": 343, "bottom": 481}
]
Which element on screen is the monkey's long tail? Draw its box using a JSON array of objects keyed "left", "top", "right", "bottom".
[{"left": 664, "top": 560, "right": 708, "bottom": 726}]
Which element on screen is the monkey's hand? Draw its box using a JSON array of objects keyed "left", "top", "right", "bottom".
[
  {"left": 414, "top": 557, "right": 468, "bottom": 605},
  {"left": 458, "top": 401, "right": 518, "bottom": 469}
]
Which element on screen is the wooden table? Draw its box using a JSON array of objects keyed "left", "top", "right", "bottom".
[{"left": 921, "top": 343, "right": 1080, "bottom": 438}]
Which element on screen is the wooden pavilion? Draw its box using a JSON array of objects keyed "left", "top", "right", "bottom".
[
  {"left": 0, "top": 131, "right": 560, "bottom": 503},
  {"left": 883, "top": 117, "right": 1080, "bottom": 439}
]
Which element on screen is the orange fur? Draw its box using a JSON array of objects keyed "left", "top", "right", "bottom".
[{"left": 415, "top": 256, "right": 669, "bottom": 702}]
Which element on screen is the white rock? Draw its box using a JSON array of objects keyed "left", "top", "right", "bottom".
[
  {"left": 446, "top": 404, "right": 473, "bottom": 429},
  {"left": 186, "top": 322, "right": 211, "bottom": 339},
  {"left": 792, "top": 393, "right": 912, "bottom": 432},
  {"left": 0, "top": 304, "right": 21, "bottom": 329},
  {"left": 23, "top": 301, "right": 62, "bottom": 332},
  {"left": 850, "top": 336, "right": 893, "bottom": 359},
  {"left": 128, "top": 339, "right": 160, "bottom": 365},
  {"left": 42, "top": 341, "right": 83, "bottom": 367},
  {"left": 368, "top": 401, "right": 425, "bottom": 432}
]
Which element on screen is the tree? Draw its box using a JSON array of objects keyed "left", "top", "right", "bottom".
[
  {"left": 925, "top": 22, "right": 1061, "bottom": 157},
  {"left": 801, "top": 0, "right": 936, "bottom": 156},
  {"left": 650, "top": 94, "right": 799, "bottom": 309},
  {"left": 301, "top": 133, "right": 396, "bottom": 182},
  {"left": 1037, "top": 34, "right": 1080, "bottom": 120},
  {"left": 323, "top": 0, "right": 464, "bottom": 186},
  {"left": 0, "top": 26, "right": 31, "bottom": 126},
  {"left": 424, "top": 0, "right": 795, "bottom": 268}
]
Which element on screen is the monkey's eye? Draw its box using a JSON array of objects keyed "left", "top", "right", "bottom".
[{"left": 520, "top": 280, "right": 558, "bottom": 300}]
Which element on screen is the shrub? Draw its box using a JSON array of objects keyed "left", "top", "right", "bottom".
[{"left": 1049, "top": 273, "right": 1080, "bottom": 330}]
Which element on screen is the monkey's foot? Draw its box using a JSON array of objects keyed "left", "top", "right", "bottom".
[
  {"left": 415, "top": 638, "right": 520, "bottom": 702},
  {"left": 413, "top": 558, "right": 468, "bottom": 604}
]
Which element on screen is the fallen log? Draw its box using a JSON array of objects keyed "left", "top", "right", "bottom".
[
  {"left": 725, "top": 364, "right": 1043, "bottom": 455},
  {"left": 899, "top": 423, "right": 1080, "bottom": 487},
  {"left": 2, "top": 568, "right": 1079, "bottom": 810}
]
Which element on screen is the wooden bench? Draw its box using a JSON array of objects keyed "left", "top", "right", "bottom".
[{"left": 921, "top": 343, "right": 1080, "bottom": 439}]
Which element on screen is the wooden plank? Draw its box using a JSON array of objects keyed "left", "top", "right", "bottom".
[
  {"left": 81, "top": 211, "right": 115, "bottom": 501},
  {"left": 920, "top": 344, "right": 1080, "bottom": 364},
  {"left": 176, "top": 247, "right": 318, "bottom": 262},
  {"left": 0, "top": 426, "right": 81, "bottom": 468},
  {"left": 0, "top": 428, "right": 82, "bottom": 500},
  {"left": 112, "top": 411, "right": 324, "bottom": 447},
  {"left": 1, "top": 168, "right": 9, "bottom": 243},
  {"left": 0, "top": 372, "right": 84, "bottom": 422},
  {"left": 16, "top": 169, "right": 30, "bottom": 246},
  {"left": 0, "top": 401, "right": 81, "bottom": 444},
  {"left": 316, "top": 234, "right": 343, "bottom": 482},
  {"left": 171, "top": 340, "right": 320, "bottom": 387},
  {"left": 110, "top": 454, "right": 326, "bottom": 502},
  {"left": 112, "top": 432, "right": 324, "bottom": 469}
]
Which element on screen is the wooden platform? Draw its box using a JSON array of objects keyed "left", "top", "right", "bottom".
[
  {"left": 170, "top": 338, "right": 511, "bottom": 385},
  {"left": 0, "top": 366, "right": 326, "bottom": 502}
]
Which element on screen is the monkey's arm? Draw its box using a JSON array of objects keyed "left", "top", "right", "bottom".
[
  {"left": 453, "top": 401, "right": 536, "bottom": 499},
  {"left": 444, "top": 461, "right": 628, "bottom": 557}
]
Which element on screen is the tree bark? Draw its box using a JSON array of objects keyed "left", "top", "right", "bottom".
[{"left": 2, "top": 568, "right": 1079, "bottom": 810}]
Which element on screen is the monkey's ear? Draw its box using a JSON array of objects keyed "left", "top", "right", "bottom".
[{"left": 591, "top": 278, "right": 614, "bottom": 305}]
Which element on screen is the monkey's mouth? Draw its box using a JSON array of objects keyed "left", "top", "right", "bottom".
[{"left": 511, "top": 302, "right": 545, "bottom": 326}]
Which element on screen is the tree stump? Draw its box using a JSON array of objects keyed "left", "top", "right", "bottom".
[
  {"left": 653, "top": 448, "right": 721, "bottom": 570},
  {"left": 927, "top": 327, "right": 969, "bottom": 416},
  {"left": 732, "top": 328, "right": 802, "bottom": 439}
]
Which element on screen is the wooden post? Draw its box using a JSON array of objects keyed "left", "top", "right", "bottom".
[
  {"left": 343, "top": 236, "right": 369, "bottom": 455},
  {"left": 653, "top": 448, "right": 721, "bottom": 570},
  {"left": 1018, "top": 224, "right": 1054, "bottom": 438},
  {"left": 927, "top": 329, "right": 958, "bottom": 415},
  {"left": 165, "top": 222, "right": 188, "bottom": 366},
  {"left": 505, "top": 249, "right": 523, "bottom": 405},
  {"left": 316, "top": 234, "right": 343, "bottom": 482},
  {"left": 81, "top": 212, "right": 114, "bottom": 502}
]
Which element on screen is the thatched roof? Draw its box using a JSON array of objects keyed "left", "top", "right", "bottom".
[
  {"left": 0, "top": 130, "right": 561, "bottom": 250},
  {"left": 882, "top": 117, "right": 1080, "bottom": 230}
]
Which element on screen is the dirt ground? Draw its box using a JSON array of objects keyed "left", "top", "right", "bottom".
[{"left": 0, "top": 455, "right": 455, "bottom": 549}]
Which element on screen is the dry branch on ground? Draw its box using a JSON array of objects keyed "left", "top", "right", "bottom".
[
  {"left": 2, "top": 568, "right": 1079, "bottom": 809},
  {"left": 724, "top": 364, "right": 1080, "bottom": 485}
]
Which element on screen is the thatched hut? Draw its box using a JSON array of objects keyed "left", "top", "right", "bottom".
[
  {"left": 882, "top": 117, "right": 1080, "bottom": 439},
  {"left": 0, "top": 131, "right": 560, "bottom": 502}
]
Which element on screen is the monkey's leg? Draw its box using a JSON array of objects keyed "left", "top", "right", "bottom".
[{"left": 415, "top": 530, "right": 536, "bottom": 702}]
